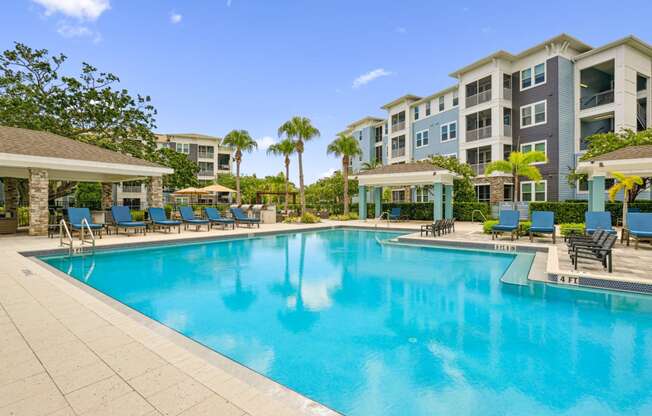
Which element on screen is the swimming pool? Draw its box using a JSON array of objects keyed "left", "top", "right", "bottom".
[{"left": 42, "top": 229, "right": 652, "bottom": 415}]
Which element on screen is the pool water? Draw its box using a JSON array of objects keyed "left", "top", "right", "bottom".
[{"left": 43, "top": 229, "right": 652, "bottom": 416}]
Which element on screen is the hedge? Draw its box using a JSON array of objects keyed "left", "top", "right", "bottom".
[{"left": 530, "top": 201, "right": 652, "bottom": 224}]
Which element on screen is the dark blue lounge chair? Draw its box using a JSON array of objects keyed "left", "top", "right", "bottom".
[
  {"left": 529, "top": 211, "right": 556, "bottom": 243},
  {"left": 148, "top": 207, "right": 181, "bottom": 233},
  {"left": 624, "top": 212, "right": 652, "bottom": 249},
  {"left": 585, "top": 212, "right": 616, "bottom": 235},
  {"left": 204, "top": 207, "right": 235, "bottom": 230},
  {"left": 67, "top": 207, "right": 103, "bottom": 239},
  {"left": 491, "top": 210, "right": 520, "bottom": 241},
  {"left": 179, "top": 206, "right": 209, "bottom": 231},
  {"left": 110, "top": 206, "right": 147, "bottom": 235},
  {"left": 388, "top": 207, "right": 405, "bottom": 221},
  {"left": 230, "top": 207, "right": 260, "bottom": 228}
]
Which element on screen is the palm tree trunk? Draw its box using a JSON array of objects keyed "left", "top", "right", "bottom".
[
  {"left": 235, "top": 160, "right": 241, "bottom": 205},
  {"left": 297, "top": 145, "right": 306, "bottom": 216},
  {"left": 623, "top": 189, "right": 629, "bottom": 228},
  {"left": 284, "top": 157, "right": 290, "bottom": 217},
  {"left": 343, "top": 156, "right": 349, "bottom": 215},
  {"left": 513, "top": 172, "right": 519, "bottom": 210}
]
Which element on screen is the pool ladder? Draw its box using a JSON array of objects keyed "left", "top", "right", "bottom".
[{"left": 59, "top": 219, "right": 96, "bottom": 257}]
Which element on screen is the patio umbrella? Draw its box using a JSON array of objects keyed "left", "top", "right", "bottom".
[
  {"left": 199, "top": 184, "right": 237, "bottom": 193},
  {"left": 172, "top": 187, "right": 208, "bottom": 195}
]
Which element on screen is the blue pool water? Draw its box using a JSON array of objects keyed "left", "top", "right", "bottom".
[{"left": 43, "top": 229, "right": 652, "bottom": 416}]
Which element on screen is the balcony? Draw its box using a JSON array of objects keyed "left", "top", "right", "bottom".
[
  {"left": 470, "top": 163, "right": 488, "bottom": 175},
  {"left": 198, "top": 170, "right": 214, "bottom": 177},
  {"left": 466, "top": 126, "right": 492, "bottom": 142},
  {"left": 198, "top": 152, "right": 214, "bottom": 159},
  {"left": 466, "top": 90, "right": 491, "bottom": 108},
  {"left": 391, "top": 121, "right": 405, "bottom": 133},
  {"left": 217, "top": 164, "right": 230, "bottom": 171},
  {"left": 503, "top": 88, "right": 512, "bottom": 101},
  {"left": 392, "top": 147, "right": 406, "bottom": 158},
  {"left": 580, "top": 90, "right": 614, "bottom": 110},
  {"left": 122, "top": 185, "right": 142, "bottom": 193},
  {"left": 504, "top": 124, "right": 512, "bottom": 137}
]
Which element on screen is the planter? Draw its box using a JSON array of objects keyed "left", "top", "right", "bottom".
[{"left": 0, "top": 218, "right": 18, "bottom": 234}]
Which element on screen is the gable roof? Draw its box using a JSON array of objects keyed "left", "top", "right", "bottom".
[
  {"left": 381, "top": 94, "right": 422, "bottom": 110},
  {"left": 588, "top": 145, "right": 652, "bottom": 162}
]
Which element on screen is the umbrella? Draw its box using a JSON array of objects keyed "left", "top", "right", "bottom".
[
  {"left": 199, "top": 184, "right": 237, "bottom": 193},
  {"left": 172, "top": 187, "right": 208, "bottom": 195}
]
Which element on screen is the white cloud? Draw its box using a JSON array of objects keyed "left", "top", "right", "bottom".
[
  {"left": 256, "top": 136, "right": 277, "bottom": 151},
  {"left": 56, "top": 22, "right": 102, "bottom": 42},
  {"left": 169, "top": 12, "right": 182, "bottom": 24},
  {"left": 319, "top": 168, "right": 337, "bottom": 179},
  {"left": 352, "top": 68, "right": 392, "bottom": 89},
  {"left": 395, "top": 26, "right": 407, "bottom": 34},
  {"left": 32, "top": 0, "right": 110, "bottom": 21}
]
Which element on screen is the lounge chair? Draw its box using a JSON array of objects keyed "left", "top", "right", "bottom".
[
  {"left": 570, "top": 233, "right": 617, "bottom": 273},
  {"left": 491, "top": 210, "right": 520, "bottom": 241},
  {"left": 204, "top": 207, "right": 235, "bottom": 230},
  {"left": 529, "top": 211, "right": 556, "bottom": 243},
  {"left": 585, "top": 212, "right": 616, "bottom": 235},
  {"left": 421, "top": 219, "right": 446, "bottom": 237},
  {"left": 566, "top": 229, "right": 606, "bottom": 248},
  {"left": 110, "top": 206, "right": 147, "bottom": 236},
  {"left": 179, "top": 206, "right": 210, "bottom": 231},
  {"left": 623, "top": 212, "right": 652, "bottom": 249},
  {"left": 230, "top": 207, "right": 260, "bottom": 228},
  {"left": 66, "top": 207, "right": 104, "bottom": 239},
  {"left": 148, "top": 207, "right": 181, "bottom": 233},
  {"left": 388, "top": 207, "right": 406, "bottom": 222}
]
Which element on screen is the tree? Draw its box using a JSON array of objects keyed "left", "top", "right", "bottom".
[
  {"left": 305, "top": 171, "right": 358, "bottom": 209},
  {"left": 361, "top": 160, "right": 381, "bottom": 171},
  {"left": 267, "top": 139, "right": 297, "bottom": 216},
  {"left": 327, "top": 133, "right": 361, "bottom": 215},
  {"left": 608, "top": 171, "right": 644, "bottom": 228},
  {"left": 222, "top": 130, "right": 258, "bottom": 204},
  {"left": 157, "top": 147, "right": 200, "bottom": 190},
  {"left": 429, "top": 155, "right": 477, "bottom": 202},
  {"left": 485, "top": 151, "right": 547, "bottom": 208},
  {"left": 74, "top": 183, "right": 101, "bottom": 209},
  {"left": 278, "top": 116, "right": 320, "bottom": 216}
]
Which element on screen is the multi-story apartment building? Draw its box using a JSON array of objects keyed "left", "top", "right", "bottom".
[
  {"left": 116, "top": 133, "right": 233, "bottom": 208},
  {"left": 344, "top": 34, "right": 652, "bottom": 205}
]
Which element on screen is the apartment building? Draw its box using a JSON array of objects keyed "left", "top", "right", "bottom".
[
  {"left": 116, "top": 133, "right": 233, "bottom": 208},
  {"left": 344, "top": 34, "right": 652, "bottom": 204}
]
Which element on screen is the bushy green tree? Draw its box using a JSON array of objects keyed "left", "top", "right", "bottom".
[
  {"left": 429, "top": 155, "right": 476, "bottom": 202},
  {"left": 305, "top": 171, "right": 358, "bottom": 207},
  {"left": 327, "top": 133, "right": 361, "bottom": 215}
]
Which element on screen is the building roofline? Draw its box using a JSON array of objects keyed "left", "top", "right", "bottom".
[
  {"left": 346, "top": 116, "right": 385, "bottom": 130},
  {"left": 411, "top": 85, "right": 459, "bottom": 106},
  {"left": 380, "top": 94, "right": 422, "bottom": 110},
  {"left": 574, "top": 35, "right": 652, "bottom": 61}
]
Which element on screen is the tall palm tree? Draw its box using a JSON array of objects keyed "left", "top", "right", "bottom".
[
  {"left": 485, "top": 151, "right": 547, "bottom": 208},
  {"left": 278, "top": 117, "right": 320, "bottom": 216},
  {"left": 266, "top": 138, "right": 296, "bottom": 216},
  {"left": 608, "top": 171, "right": 644, "bottom": 228},
  {"left": 222, "top": 129, "right": 257, "bottom": 204},
  {"left": 327, "top": 133, "right": 362, "bottom": 215},
  {"left": 361, "top": 160, "right": 382, "bottom": 171}
]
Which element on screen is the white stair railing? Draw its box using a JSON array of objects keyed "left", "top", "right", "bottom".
[
  {"left": 80, "top": 218, "right": 96, "bottom": 253},
  {"left": 59, "top": 219, "right": 74, "bottom": 256}
]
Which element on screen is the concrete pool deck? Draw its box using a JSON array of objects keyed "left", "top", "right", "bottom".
[{"left": 1, "top": 219, "right": 651, "bottom": 415}]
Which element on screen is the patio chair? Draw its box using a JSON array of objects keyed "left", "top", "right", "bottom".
[
  {"left": 491, "top": 210, "right": 520, "bottom": 241},
  {"left": 566, "top": 229, "right": 606, "bottom": 249},
  {"left": 585, "top": 212, "right": 616, "bottom": 235},
  {"left": 204, "top": 207, "right": 235, "bottom": 230},
  {"left": 623, "top": 212, "right": 652, "bottom": 249},
  {"left": 66, "top": 207, "right": 104, "bottom": 239},
  {"left": 420, "top": 219, "right": 445, "bottom": 237},
  {"left": 110, "top": 206, "right": 147, "bottom": 236},
  {"left": 529, "top": 211, "right": 556, "bottom": 243},
  {"left": 570, "top": 233, "right": 617, "bottom": 273},
  {"left": 148, "top": 207, "right": 181, "bottom": 233},
  {"left": 179, "top": 206, "right": 210, "bottom": 231},
  {"left": 230, "top": 207, "right": 260, "bottom": 228},
  {"left": 388, "top": 207, "right": 406, "bottom": 222}
]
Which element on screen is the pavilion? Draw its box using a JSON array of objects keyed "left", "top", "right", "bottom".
[
  {"left": 0, "top": 126, "right": 172, "bottom": 235},
  {"left": 354, "top": 162, "right": 458, "bottom": 220},
  {"left": 576, "top": 145, "right": 652, "bottom": 211}
]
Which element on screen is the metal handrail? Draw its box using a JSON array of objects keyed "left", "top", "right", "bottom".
[
  {"left": 59, "top": 219, "right": 74, "bottom": 256},
  {"left": 80, "top": 218, "right": 96, "bottom": 253},
  {"left": 471, "top": 209, "right": 487, "bottom": 223},
  {"left": 376, "top": 211, "right": 391, "bottom": 228}
]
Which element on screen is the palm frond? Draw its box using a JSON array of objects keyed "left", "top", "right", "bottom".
[
  {"left": 519, "top": 165, "right": 543, "bottom": 181},
  {"left": 608, "top": 181, "right": 623, "bottom": 202},
  {"left": 484, "top": 160, "right": 512, "bottom": 175}
]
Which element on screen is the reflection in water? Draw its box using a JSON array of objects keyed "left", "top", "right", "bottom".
[{"left": 45, "top": 230, "right": 652, "bottom": 416}]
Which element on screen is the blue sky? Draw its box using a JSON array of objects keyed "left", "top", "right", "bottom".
[{"left": 3, "top": 0, "right": 652, "bottom": 184}]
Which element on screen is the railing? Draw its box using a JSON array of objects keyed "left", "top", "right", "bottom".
[
  {"left": 217, "top": 164, "right": 231, "bottom": 171},
  {"left": 470, "top": 163, "right": 488, "bottom": 175},
  {"left": 392, "top": 147, "right": 406, "bottom": 157},
  {"left": 198, "top": 152, "right": 214, "bottom": 159},
  {"left": 466, "top": 89, "right": 492, "bottom": 108},
  {"left": 79, "top": 218, "right": 96, "bottom": 251},
  {"left": 580, "top": 89, "right": 614, "bottom": 110},
  {"left": 121, "top": 185, "right": 142, "bottom": 193},
  {"left": 59, "top": 219, "right": 74, "bottom": 256},
  {"left": 466, "top": 126, "right": 492, "bottom": 142},
  {"left": 504, "top": 124, "right": 512, "bottom": 137},
  {"left": 391, "top": 121, "right": 405, "bottom": 132},
  {"left": 198, "top": 171, "right": 215, "bottom": 177},
  {"left": 503, "top": 88, "right": 512, "bottom": 100},
  {"left": 471, "top": 209, "right": 488, "bottom": 223}
]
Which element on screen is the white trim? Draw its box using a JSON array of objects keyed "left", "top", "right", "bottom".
[
  {"left": 440, "top": 121, "right": 458, "bottom": 142},
  {"left": 438, "top": 96, "right": 445, "bottom": 112},
  {"left": 443, "top": 152, "right": 458, "bottom": 158},
  {"left": 520, "top": 180, "right": 547, "bottom": 202},
  {"left": 413, "top": 106, "right": 420, "bottom": 121},
  {"left": 520, "top": 100, "right": 547, "bottom": 128},
  {"left": 415, "top": 129, "right": 430, "bottom": 148},
  {"left": 520, "top": 62, "right": 546, "bottom": 91},
  {"left": 355, "top": 169, "right": 458, "bottom": 187},
  {"left": 519, "top": 139, "right": 547, "bottom": 165}
]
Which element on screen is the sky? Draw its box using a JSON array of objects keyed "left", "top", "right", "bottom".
[{"left": 2, "top": 0, "right": 652, "bottom": 184}]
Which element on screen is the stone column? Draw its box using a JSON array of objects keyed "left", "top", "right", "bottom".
[
  {"left": 444, "top": 184, "right": 454, "bottom": 219},
  {"left": 374, "top": 187, "right": 382, "bottom": 219},
  {"left": 28, "top": 169, "right": 49, "bottom": 236},
  {"left": 101, "top": 182, "right": 113, "bottom": 210},
  {"left": 358, "top": 185, "right": 367, "bottom": 220},
  {"left": 4, "top": 178, "right": 19, "bottom": 217},
  {"left": 147, "top": 176, "right": 163, "bottom": 208},
  {"left": 433, "top": 182, "right": 443, "bottom": 221}
]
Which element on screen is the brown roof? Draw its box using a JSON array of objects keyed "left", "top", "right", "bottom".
[
  {"left": 0, "top": 126, "right": 165, "bottom": 168},
  {"left": 588, "top": 145, "right": 652, "bottom": 162},
  {"left": 356, "top": 162, "right": 438, "bottom": 176}
]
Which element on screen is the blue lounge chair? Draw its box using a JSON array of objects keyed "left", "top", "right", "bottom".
[
  {"left": 624, "top": 212, "right": 652, "bottom": 249},
  {"left": 148, "top": 207, "right": 181, "bottom": 233},
  {"left": 388, "top": 207, "right": 405, "bottom": 222},
  {"left": 204, "top": 207, "right": 235, "bottom": 230},
  {"left": 67, "top": 207, "right": 104, "bottom": 239},
  {"left": 529, "top": 211, "right": 556, "bottom": 243},
  {"left": 110, "top": 206, "right": 147, "bottom": 235},
  {"left": 179, "top": 206, "right": 209, "bottom": 231},
  {"left": 585, "top": 212, "right": 616, "bottom": 235},
  {"left": 230, "top": 207, "right": 260, "bottom": 228},
  {"left": 491, "top": 210, "right": 520, "bottom": 241}
]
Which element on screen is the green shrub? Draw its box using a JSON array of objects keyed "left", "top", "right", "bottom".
[
  {"left": 130, "top": 210, "right": 145, "bottom": 221},
  {"left": 518, "top": 221, "right": 531, "bottom": 236},
  {"left": 283, "top": 216, "right": 300, "bottom": 224},
  {"left": 17, "top": 207, "right": 29, "bottom": 226},
  {"left": 483, "top": 220, "right": 498, "bottom": 234},
  {"left": 453, "top": 202, "right": 491, "bottom": 221},
  {"left": 329, "top": 212, "right": 359, "bottom": 221},
  {"left": 300, "top": 212, "right": 321, "bottom": 223},
  {"left": 560, "top": 223, "right": 585, "bottom": 236},
  {"left": 530, "top": 201, "right": 652, "bottom": 224}
]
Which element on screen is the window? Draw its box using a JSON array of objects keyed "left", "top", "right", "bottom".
[
  {"left": 440, "top": 121, "right": 457, "bottom": 142},
  {"left": 415, "top": 130, "right": 429, "bottom": 148},
  {"left": 198, "top": 161, "right": 214, "bottom": 176},
  {"left": 452, "top": 91, "right": 459, "bottom": 107},
  {"left": 425, "top": 102, "right": 431, "bottom": 117},
  {"left": 521, "top": 181, "right": 547, "bottom": 202},
  {"left": 521, "top": 63, "right": 546, "bottom": 90},
  {"left": 577, "top": 178, "right": 616, "bottom": 193},
  {"left": 503, "top": 108, "right": 511, "bottom": 126},
  {"left": 122, "top": 198, "right": 141, "bottom": 210},
  {"left": 503, "top": 73, "right": 512, "bottom": 90},
  {"left": 374, "top": 126, "right": 383, "bottom": 143},
  {"left": 392, "top": 189, "right": 406, "bottom": 202},
  {"left": 415, "top": 186, "right": 431, "bottom": 203},
  {"left": 391, "top": 111, "right": 406, "bottom": 130},
  {"left": 198, "top": 145, "right": 214, "bottom": 159},
  {"left": 503, "top": 184, "right": 514, "bottom": 202},
  {"left": 520, "top": 100, "right": 546, "bottom": 128},
  {"left": 217, "top": 154, "right": 230, "bottom": 170},
  {"left": 391, "top": 135, "right": 406, "bottom": 157},
  {"left": 520, "top": 140, "right": 547, "bottom": 163},
  {"left": 475, "top": 185, "right": 490, "bottom": 202},
  {"left": 414, "top": 106, "right": 420, "bottom": 120},
  {"left": 374, "top": 145, "right": 383, "bottom": 163},
  {"left": 439, "top": 96, "right": 445, "bottom": 112},
  {"left": 175, "top": 143, "right": 190, "bottom": 154},
  {"left": 503, "top": 144, "right": 512, "bottom": 160}
]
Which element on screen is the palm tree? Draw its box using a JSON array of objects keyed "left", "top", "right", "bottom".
[
  {"left": 485, "top": 151, "right": 547, "bottom": 208},
  {"left": 278, "top": 117, "right": 320, "bottom": 216},
  {"left": 360, "top": 160, "right": 382, "bottom": 171},
  {"left": 327, "top": 133, "right": 362, "bottom": 215},
  {"left": 266, "top": 139, "right": 296, "bottom": 216},
  {"left": 222, "top": 129, "right": 258, "bottom": 204},
  {"left": 608, "top": 171, "right": 644, "bottom": 228}
]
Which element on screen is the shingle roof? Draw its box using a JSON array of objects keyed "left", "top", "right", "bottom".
[
  {"left": 588, "top": 145, "right": 652, "bottom": 162},
  {"left": 356, "top": 162, "right": 438, "bottom": 176},
  {"left": 0, "top": 126, "right": 165, "bottom": 168}
]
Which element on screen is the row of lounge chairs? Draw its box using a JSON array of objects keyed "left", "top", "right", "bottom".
[
  {"left": 420, "top": 219, "right": 455, "bottom": 237},
  {"left": 566, "top": 229, "right": 618, "bottom": 273}
]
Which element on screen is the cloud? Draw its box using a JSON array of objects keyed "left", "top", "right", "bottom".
[
  {"left": 169, "top": 12, "right": 182, "bottom": 24},
  {"left": 319, "top": 168, "right": 337, "bottom": 179},
  {"left": 227, "top": 0, "right": 233, "bottom": 6},
  {"left": 56, "top": 22, "right": 102, "bottom": 42},
  {"left": 256, "top": 136, "right": 277, "bottom": 151},
  {"left": 395, "top": 26, "right": 407, "bottom": 34},
  {"left": 32, "top": 0, "right": 110, "bottom": 20},
  {"left": 352, "top": 68, "right": 392, "bottom": 89}
]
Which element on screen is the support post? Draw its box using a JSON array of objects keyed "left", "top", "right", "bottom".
[
  {"left": 147, "top": 177, "right": 163, "bottom": 209},
  {"left": 587, "top": 179, "right": 594, "bottom": 212},
  {"left": 358, "top": 185, "right": 367, "bottom": 220},
  {"left": 590, "top": 176, "right": 605, "bottom": 212},
  {"left": 4, "top": 178, "right": 19, "bottom": 217},
  {"left": 374, "top": 187, "right": 382, "bottom": 219},
  {"left": 444, "top": 184, "right": 453, "bottom": 219},
  {"left": 101, "top": 182, "right": 113, "bottom": 210},
  {"left": 433, "top": 182, "right": 443, "bottom": 221},
  {"left": 28, "top": 169, "right": 49, "bottom": 236}
]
